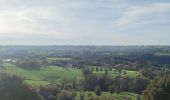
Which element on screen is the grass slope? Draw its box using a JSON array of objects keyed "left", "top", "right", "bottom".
[{"left": 4, "top": 65, "right": 81, "bottom": 86}]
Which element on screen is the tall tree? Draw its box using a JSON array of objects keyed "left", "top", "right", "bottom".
[
  {"left": 108, "top": 85, "right": 114, "bottom": 96},
  {"left": 0, "top": 73, "right": 42, "bottom": 100},
  {"left": 95, "top": 85, "right": 101, "bottom": 97},
  {"left": 132, "top": 77, "right": 149, "bottom": 94},
  {"left": 143, "top": 76, "right": 170, "bottom": 100}
]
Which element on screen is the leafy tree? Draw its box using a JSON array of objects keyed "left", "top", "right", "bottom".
[
  {"left": 100, "top": 67, "right": 103, "bottom": 72},
  {"left": 120, "top": 76, "right": 131, "bottom": 92},
  {"left": 96, "top": 67, "right": 99, "bottom": 72},
  {"left": 118, "top": 69, "right": 122, "bottom": 74},
  {"left": 143, "top": 76, "right": 170, "bottom": 100},
  {"left": 108, "top": 85, "right": 114, "bottom": 96},
  {"left": 115, "top": 86, "right": 120, "bottom": 96},
  {"left": 132, "top": 77, "right": 149, "bottom": 94},
  {"left": 95, "top": 85, "right": 101, "bottom": 96},
  {"left": 109, "top": 67, "right": 112, "bottom": 71},
  {"left": 80, "top": 91, "right": 85, "bottom": 100},
  {"left": 123, "top": 71, "right": 127, "bottom": 75},
  {"left": 105, "top": 68, "right": 108, "bottom": 75},
  {"left": 58, "top": 90, "right": 76, "bottom": 100},
  {"left": 91, "top": 67, "right": 94, "bottom": 72},
  {"left": 15, "top": 59, "right": 42, "bottom": 70},
  {"left": 111, "top": 77, "right": 121, "bottom": 96},
  {"left": 0, "top": 60, "right": 3, "bottom": 68},
  {"left": 39, "top": 86, "right": 60, "bottom": 100},
  {"left": 82, "top": 68, "right": 92, "bottom": 76},
  {"left": 81, "top": 67, "right": 97, "bottom": 91},
  {"left": 72, "top": 81, "right": 76, "bottom": 89},
  {"left": 137, "top": 95, "right": 141, "bottom": 100},
  {"left": 98, "top": 75, "right": 108, "bottom": 91},
  {"left": 0, "top": 73, "right": 42, "bottom": 100},
  {"left": 140, "top": 68, "right": 155, "bottom": 79}
]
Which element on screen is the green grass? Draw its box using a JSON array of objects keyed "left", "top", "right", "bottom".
[
  {"left": 4, "top": 65, "right": 81, "bottom": 86},
  {"left": 3, "top": 64, "right": 139, "bottom": 87},
  {"left": 76, "top": 92, "right": 143, "bottom": 100}
]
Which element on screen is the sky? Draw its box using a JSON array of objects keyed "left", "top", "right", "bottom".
[{"left": 0, "top": 0, "right": 170, "bottom": 45}]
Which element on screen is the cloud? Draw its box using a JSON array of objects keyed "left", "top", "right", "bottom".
[
  {"left": 0, "top": 0, "right": 125, "bottom": 36},
  {"left": 0, "top": 0, "right": 170, "bottom": 45},
  {"left": 115, "top": 3, "right": 170, "bottom": 27}
]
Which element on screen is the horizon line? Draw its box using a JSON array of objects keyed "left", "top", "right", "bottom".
[{"left": 0, "top": 44, "right": 169, "bottom": 46}]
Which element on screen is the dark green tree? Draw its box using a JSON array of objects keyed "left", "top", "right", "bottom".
[
  {"left": 109, "top": 67, "right": 112, "bottom": 71},
  {"left": 58, "top": 90, "right": 76, "bottom": 100},
  {"left": 0, "top": 73, "right": 42, "bottom": 100},
  {"left": 15, "top": 59, "right": 42, "bottom": 70},
  {"left": 123, "top": 71, "right": 127, "bottom": 75},
  {"left": 95, "top": 85, "right": 101, "bottom": 97},
  {"left": 80, "top": 91, "right": 85, "bottom": 100},
  {"left": 137, "top": 95, "right": 141, "bottom": 100},
  {"left": 108, "top": 85, "right": 114, "bottom": 96},
  {"left": 143, "top": 76, "right": 170, "bottom": 100},
  {"left": 96, "top": 67, "right": 99, "bottom": 72},
  {"left": 82, "top": 68, "right": 92, "bottom": 76},
  {"left": 132, "top": 77, "right": 149, "bottom": 94},
  {"left": 91, "top": 67, "right": 94, "bottom": 72},
  {"left": 105, "top": 68, "right": 108, "bottom": 75},
  {"left": 100, "top": 67, "right": 103, "bottom": 72}
]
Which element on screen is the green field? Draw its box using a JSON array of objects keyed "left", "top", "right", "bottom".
[
  {"left": 2, "top": 64, "right": 140, "bottom": 87},
  {"left": 4, "top": 65, "right": 81, "bottom": 86},
  {"left": 76, "top": 92, "right": 143, "bottom": 100}
]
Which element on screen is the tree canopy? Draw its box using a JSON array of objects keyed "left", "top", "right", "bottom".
[
  {"left": 143, "top": 76, "right": 170, "bottom": 100},
  {"left": 0, "top": 73, "right": 42, "bottom": 100}
]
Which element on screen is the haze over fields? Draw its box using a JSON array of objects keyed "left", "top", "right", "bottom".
[{"left": 0, "top": 0, "right": 170, "bottom": 45}]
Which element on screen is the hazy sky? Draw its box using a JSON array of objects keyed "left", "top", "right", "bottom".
[{"left": 0, "top": 0, "right": 170, "bottom": 45}]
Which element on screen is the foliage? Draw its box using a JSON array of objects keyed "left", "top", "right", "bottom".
[
  {"left": 132, "top": 77, "right": 149, "bottom": 94},
  {"left": 58, "top": 90, "right": 77, "bottom": 100},
  {"left": 76, "top": 92, "right": 142, "bottom": 100},
  {"left": 15, "top": 59, "right": 42, "bottom": 70},
  {"left": 143, "top": 76, "right": 170, "bottom": 100},
  {"left": 95, "top": 85, "right": 101, "bottom": 96},
  {"left": 108, "top": 85, "right": 114, "bottom": 95},
  {"left": 0, "top": 73, "right": 42, "bottom": 100}
]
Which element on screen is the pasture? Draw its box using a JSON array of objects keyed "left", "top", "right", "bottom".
[{"left": 4, "top": 65, "right": 81, "bottom": 86}]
